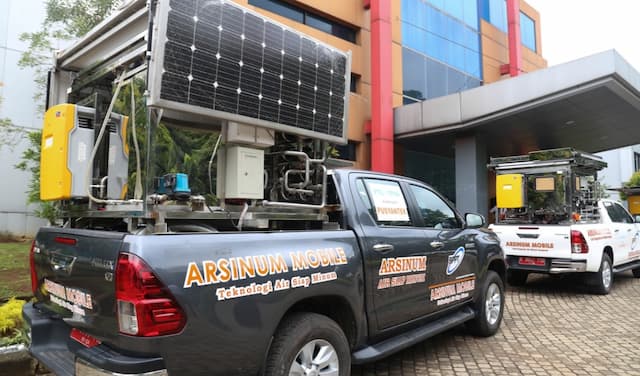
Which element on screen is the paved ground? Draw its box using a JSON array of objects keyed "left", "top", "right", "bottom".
[{"left": 352, "top": 272, "right": 640, "bottom": 376}]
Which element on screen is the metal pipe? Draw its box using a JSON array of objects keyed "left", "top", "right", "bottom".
[
  {"left": 262, "top": 165, "right": 327, "bottom": 209},
  {"left": 507, "top": 0, "right": 522, "bottom": 77}
]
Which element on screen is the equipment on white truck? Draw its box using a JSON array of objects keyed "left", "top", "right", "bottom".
[
  {"left": 488, "top": 148, "right": 607, "bottom": 225},
  {"left": 40, "top": 0, "right": 352, "bottom": 233}
]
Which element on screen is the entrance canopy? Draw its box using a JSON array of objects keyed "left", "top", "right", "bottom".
[{"left": 395, "top": 50, "right": 640, "bottom": 157}]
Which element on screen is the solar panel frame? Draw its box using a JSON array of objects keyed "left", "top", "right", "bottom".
[{"left": 148, "top": 0, "right": 351, "bottom": 144}]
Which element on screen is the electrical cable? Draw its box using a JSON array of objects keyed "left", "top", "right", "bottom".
[
  {"left": 131, "top": 80, "right": 143, "bottom": 200},
  {"left": 85, "top": 71, "right": 127, "bottom": 205}
]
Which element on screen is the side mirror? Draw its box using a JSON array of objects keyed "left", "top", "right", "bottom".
[
  {"left": 635, "top": 215, "right": 640, "bottom": 223},
  {"left": 465, "top": 213, "right": 485, "bottom": 228}
]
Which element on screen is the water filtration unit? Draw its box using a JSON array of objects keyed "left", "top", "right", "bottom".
[{"left": 40, "top": 103, "right": 129, "bottom": 201}]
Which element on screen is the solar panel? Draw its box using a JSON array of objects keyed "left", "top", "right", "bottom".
[{"left": 148, "top": 0, "right": 351, "bottom": 143}]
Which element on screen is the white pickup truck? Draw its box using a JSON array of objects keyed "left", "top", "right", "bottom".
[
  {"left": 488, "top": 148, "right": 640, "bottom": 294},
  {"left": 491, "top": 199, "right": 640, "bottom": 294}
]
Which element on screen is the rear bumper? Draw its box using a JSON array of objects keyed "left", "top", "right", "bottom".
[
  {"left": 23, "top": 302, "right": 166, "bottom": 376},
  {"left": 506, "top": 256, "right": 587, "bottom": 273}
]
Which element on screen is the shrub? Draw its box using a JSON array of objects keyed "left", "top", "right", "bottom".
[{"left": 0, "top": 298, "right": 28, "bottom": 346}]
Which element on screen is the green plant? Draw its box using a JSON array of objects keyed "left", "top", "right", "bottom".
[
  {"left": 620, "top": 171, "right": 640, "bottom": 201},
  {"left": 0, "top": 298, "right": 29, "bottom": 346}
]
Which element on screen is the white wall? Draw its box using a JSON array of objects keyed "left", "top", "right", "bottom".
[{"left": 0, "top": 0, "right": 49, "bottom": 236}]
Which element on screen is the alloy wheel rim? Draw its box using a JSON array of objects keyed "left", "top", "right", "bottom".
[
  {"left": 485, "top": 283, "right": 502, "bottom": 326},
  {"left": 289, "top": 339, "right": 339, "bottom": 376},
  {"left": 602, "top": 260, "right": 612, "bottom": 289}
]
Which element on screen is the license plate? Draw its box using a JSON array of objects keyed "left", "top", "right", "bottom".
[
  {"left": 519, "top": 257, "right": 545, "bottom": 266},
  {"left": 70, "top": 328, "right": 101, "bottom": 348}
]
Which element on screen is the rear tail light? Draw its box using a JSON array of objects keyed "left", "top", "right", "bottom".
[
  {"left": 115, "top": 253, "right": 186, "bottom": 336},
  {"left": 29, "top": 240, "right": 38, "bottom": 294},
  {"left": 571, "top": 230, "right": 589, "bottom": 254}
]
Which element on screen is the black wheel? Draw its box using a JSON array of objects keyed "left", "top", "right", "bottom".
[
  {"left": 264, "top": 313, "right": 350, "bottom": 376},
  {"left": 506, "top": 270, "right": 528, "bottom": 286},
  {"left": 467, "top": 271, "right": 504, "bottom": 337},
  {"left": 632, "top": 268, "right": 640, "bottom": 278},
  {"left": 591, "top": 254, "right": 613, "bottom": 295}
]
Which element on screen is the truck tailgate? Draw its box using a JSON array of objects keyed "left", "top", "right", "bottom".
[
  {"left": 32, "top": 227, "right": 125, "bottom": 340},
  {"left": 491, "top": 225, "right": 571, "bottom": 260}
]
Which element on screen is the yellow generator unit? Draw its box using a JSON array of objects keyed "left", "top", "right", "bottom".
[
  {"left": 629, "top": 195, "right": 640, "bottom": 215},
  {"left": 496, "top": 174, "right": 525, "bottom": 208},
  {"left": 40, "top": 104, "right": 129, "bottom": 201}
]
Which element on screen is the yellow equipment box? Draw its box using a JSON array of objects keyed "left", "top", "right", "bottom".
[
  {"left": 496, "top": 174, "right": 525, "bottom": 208},
  {"left": 629, "top": 195, "right": 640, "bottom": 215},
  {"left": 40, "top": 104, "right": 129, "bottom": 201}
]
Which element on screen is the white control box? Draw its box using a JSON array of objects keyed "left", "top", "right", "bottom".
[{"left": 225, "top": 146, "right": 264, "bottom": 199}]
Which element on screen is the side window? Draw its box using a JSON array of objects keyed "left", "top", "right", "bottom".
[
  {"left": 614, "top": 204, "right": 634, "bottom": 224},
  {"left": 604, "top": 202, "right": 622, "bottom": 222},
  {"left": 410, "top": 185, "right": 461, "bottom": 229},
  {"left": 356, "top": 178, "right": 413, "bottom": 226}
]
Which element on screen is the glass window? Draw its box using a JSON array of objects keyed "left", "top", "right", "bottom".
[
  {"left": 447, "top": 68, "right": 466, "bottom": 94},
  {"left": 426, "top": 58, "right": 447, "bottom": 99},
  {"left": 350, "top": 73, "right": 359, "bottom": 93},
  {"left": 402, "top": 48, "right": 427, "bottom": 101},
  {"left": 444, "top": 0, "right": 464, "bottom": 22},
  {"left": 484, "top": 0, "right": 507, "bottom": 32},
  {"left": 358, "top": 179, "right": 413, "bottom": 226},
  {"left": 410, "top": 185, "right": 461, "bottom": 228},
  {"left": 334, "top": 141, "right": 357, "bottom": 161},
  {"left": 249, "top": 0, "right": 303, "bottom": 23},
  {"left": 604, "top": 202, "right": 623, "bottom": 223},
  {"left": 520, "top": 12, "right": 536, "bottom": 51},
  {"left": 249, "top": 0, "right": 357, "bottom": 43},
  {"left": 634, "top": 152, "right": 640, "bottom": 171},
  {"left": 614, "top": 204, "right": 635, "bottom": 224}
]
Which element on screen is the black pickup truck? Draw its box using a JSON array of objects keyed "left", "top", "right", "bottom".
[{"left": 24, "top": 169, "right": 506, "bottom": 376}]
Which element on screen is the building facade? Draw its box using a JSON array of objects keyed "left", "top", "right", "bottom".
[
  {"left": 0, "top": 0, "right": 48, "bottom": 236},
  {"left": 243, "top": 0, "right": 546, "bottom": 203}
]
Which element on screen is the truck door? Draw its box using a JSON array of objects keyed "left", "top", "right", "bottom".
[
  {"left": 407, "top": 184, "right": 476, "bottom": 314},
  {"left": 351, "top": 176, "right": 432, "bottom": 330},
  {"left": 604, "top": 201, "right": 639, "bottom": 264}
]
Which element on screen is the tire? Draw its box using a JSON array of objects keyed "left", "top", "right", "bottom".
[
  {"left": 632, "top": 268, "right": 640, "bottom": 278},
  {"left": 467, "top": 271, "right": 505, "bottom": 337},
  {"left": 506, "top": 270, "right": 528, "bottom": 286},
  {"left": 264, "top": 313, "right": 350, "bottom": 376},
  {"left": 592, "top": 254, "right": 613, "bottom": 295}
]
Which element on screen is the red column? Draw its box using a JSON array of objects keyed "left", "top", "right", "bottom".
[
  {"left": 506, "top": 0, "right": 522, "bottom": 77},
  {"left": 370, "top": 0, "right": 394, "bottom": 173}
]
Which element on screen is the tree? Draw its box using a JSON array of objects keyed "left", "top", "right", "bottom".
[
  {"left": 18, "top": 0, "right": 122, "bottom": 104},
  {"left": 620, "top": 171, "right": 640, "bottom": 201}
]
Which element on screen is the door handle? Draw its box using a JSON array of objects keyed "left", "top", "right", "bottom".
[
  {"left": 372, "top": 244, "right": 394, "bottom": 253},
  {"left": 430, "top": 241, "right": 444, "bottom": 249}
]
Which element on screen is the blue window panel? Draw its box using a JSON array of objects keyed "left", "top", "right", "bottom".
[
  {"left": 402, "top": 0, "right": 411, "bottom": 24},
  {"left": 467, "top": 77, "right": 481, "bottom": 89},
  {"left": 489, "top": 0, "right": 507, "bottom": 32},
  {"left": 446, "top": 0, "right": 465, "bottom": 21},
  {"left": 427, "top": 0, "right": 445, "bottom": 12},
  {"left": 402, "top": 48, "right": 428, "bottom": 101},
  {"left": 425, "top": 31, "right": 439, "bottom": 58},
  {"left": 402, "top": 23, "right": 420, "bottom": 50},
  {"left": 464, "top": 48, "right": 482, "bottom": 78},
  {"left": 463, "top": 0, "right": 479, "bottom": 29},
  {"left": 426, "top": 4, "right": 437, "bottom": 33},
  {"left": 447, "top": 68, "right": 467, "bottom": 94},
  {"left": 520, "top": 12, "right": 536, "bottom": 51},
  {"left": 480, "top": 0, "right": 491, "bottom": 21},
  {"left": 432, "top": 34, "right": 448, "bottom": 63},
  {"left": 451, "top": 20, "right": 465, "bottom": 46},
  {"left": 426, "top": 58, "right": 448, "bottom": 99},
  {"left": 463, "top": 27, "right": 480, "bottom": 51},
  {"left": 431, "top": 8, "right": 446, "bottom": 37},
  {"left": 449, "top": 43, "right": 466, "bottom": 72}
]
